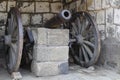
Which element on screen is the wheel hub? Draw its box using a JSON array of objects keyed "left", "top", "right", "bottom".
[{"left": 76, "top": 35, "right": 84, "bottom": 45}]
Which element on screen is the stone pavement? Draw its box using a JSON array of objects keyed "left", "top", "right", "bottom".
[{"left": 0, "top": 65, "right": 120, "bottom": 80}]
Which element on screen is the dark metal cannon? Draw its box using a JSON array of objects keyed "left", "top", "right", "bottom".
[{"left": 44, "top": 10, "right": 71, "bottom": 28}]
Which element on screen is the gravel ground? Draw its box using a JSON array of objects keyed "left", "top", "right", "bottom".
[{"left": 0, "top": 65, "right": 120, "bottom": 80}]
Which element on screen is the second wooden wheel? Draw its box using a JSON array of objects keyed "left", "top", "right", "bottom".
[
  {"left": 5, "top": 7, "right": 23, "bottom": 73},
  {"left": 69, "top": 11, "right": 101, "bottom": 67}
]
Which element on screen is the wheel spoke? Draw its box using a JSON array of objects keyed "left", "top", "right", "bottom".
[
  {"left": 81, "top": 46, "right": 89, "bottom": 63},
  {"left": 10, "top": 43, "right": 17, "bottom": 56},
  {"left": 83, "top": 44, "right": 93, "bottom": 58},
  {"left": 70, "top": 31, "right": 76, "bottom": 37},
  {"left": 72, "top": 22, "right": 78, "bottom": 34},
  {"left": 9, "top": 43, "right": 17, "bottom": 69},
  {"left": 79, "top": 47, "right": 83, "bottom": 61},
  {"left": 81, "top": 19, "right": 86, "bottom": 34},
  {"left": 84, "top": 40, "right": 95, "bottom": 48},
  {"left": 10, "top": 14, "right": 14, "bottom": 34},
  {"left": 76, "top": 17, "right": 81, "bottom": 34},
  {"left": 70, "top": 47, "right": 79, "bottom": 61},
  {"left": 82, "top": 22, "right": 91, "bottom": 35},
  {"left": 84, "top": 33, "right": 94, "bottom": 40}
]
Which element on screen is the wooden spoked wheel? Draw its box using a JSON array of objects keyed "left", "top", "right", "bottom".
[
  {"left": 69, "top": 11, "right": 101, "bottom": 67},
  {"left": 5, "top": 7, "right": 23, "bottom": 73}
]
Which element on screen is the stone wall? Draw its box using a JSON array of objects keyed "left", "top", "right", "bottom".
[
  {"left": 0, "top": 0, "right": 63, "bottom": 29},
  {"left": 66, "top": 0, "right": 120, "bottom": 41},
  {"left": 85, "top": 0, "right": 120, "bottom": 41},
  {"left": 84, "top": 0, "right": 120, "bottom": 70},
  {"left": 1, "top": 0, "right": 120, "bottom": 40}
]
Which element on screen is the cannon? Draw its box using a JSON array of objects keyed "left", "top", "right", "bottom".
[
  {"left": 44, "top": 9, "right": 71, "bottom": 28},
  {"left": 44, "top": 10, "right": 101, "bottom": 67}
]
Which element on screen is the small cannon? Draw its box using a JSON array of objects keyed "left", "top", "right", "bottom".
[{"left": 44, "top": 10, "right": 71, "bottom": 28}]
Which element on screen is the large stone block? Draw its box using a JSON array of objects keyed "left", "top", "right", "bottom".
[
  {"left": 31, "top": 14, "right": 42, "bottom": 25},
  {"left": 43, "top": 13, "right": 54, "bottom": 23},
  {"left": 51, "top": 2, "right": 63, "bottom": 13},
  {"left": 106, "top": 8, "right": 114, "bottom": 24},
  {"left": 110, "top": 0, "right": 120, "bottom": 8},
  {"left": 32, "top": 28, "right": 69, "bottom": 46},
  {"left": 95, "top": 0, "right": 101, "bottom": 10},
  {"left": 106, "top": 25, "right": 116, "bottom": 38},
  {"left": 17, "top": 2, "right": 34, "bottom": 13},
  {"left": 21, "top": 14, "right": 30, "bottom": 26},
  {"left": 0, "top": 1, "right": 6, "bottom": 12},
  {"left": 35, "top": 2, "right": 49, "bottom": 12},
  {"left": 0, "top": 13, "right": 7, "bottom": 25},
  {"left": 115, "top": 26, "right": 120, "bottom": 41},
  {"left": 97, "top": 11, "right": 105, "bottom": 24},
  {"left": 47, "top": 29, "right": 69, "bottom": 46},
  {"left": 114, "top": 9, "right": 120, "bottom": 25},
  {"left": 7, "top": 1, "right": 16, "bottom": 11},
  {"left": 31, "top": 61, "right": 68, "bottom": 76},
  {"left": 98, "top": 25, "right": 106, "bottom": 40},
  {"left": 102, "top": 0, "right": 110, "bottom": 9},
  {"left": 87, "top": 0, "right": 95, "bottom": 10},
  {"left": 33, "top": 46, "right": 69, "bottom": 62},
  {"left": 32, "top": 28, "right": 47, "bottom": 45}
]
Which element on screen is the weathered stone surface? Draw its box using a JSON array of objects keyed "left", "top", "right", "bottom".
[
  {"left": 76, "top": 0, "right": 86, "bottom": 11},
  {"left": 87, "top": 0, "right": 95, "bottom": 10},
  {"left": 106, "top": 25, "right": 116, "bottom": 38},
  {"left": 110, "top": 0, "right": 120, "bottom": 8},
  {"left": 98, "top": 25, "right": 106, "bottom": 40},
  {"left": 33, "top": 46, "right": 69, "bottom": 62},
  {"left": 98, "top": 38, "right": 120, "bottom": 71},
  {"left": 51, "top": 2, "right": 63, "bottom": 13},
  {"left": 114, "top": 9, "right": 120, "bottom": 25},
  {"left": 53, "top": 0, "right": 61, "bottom": 1},
  {"left": 32, "top": 28, "right": 69, "bottom": 46},
  {"left": 36, "top": 2, "right": 49, "bottom": 12},
  {"left": 68, "top": 2, "right": 76, "bottom": 12},
  {"left": 0, "top": 13, "right": 7, "bottom": 25},
  {"left": 0, "top": 1, "right": 6, "bottom": 12},
  {"left": 31, "top": 61, "right": 68, "bottom": 76},
  {"left": 102, "top": 0, "right": 110, "bottom": 9},
  {"left": 43, "top": 13, "right": 54, "bottom": 23},
  {"left": 47, "top": 29, "right": 69, "bottom": 46},
  {"left": 106, "top": 8, "right": 114, "bottom": 24},
  {"left": 97, "top": 11, "right": 105, "bottom": 24},
  {"left": 7, "top": 1, "right": 16, "bottom": 11},
  {"left": 32, "top": 28, "right": 47, "bottom": 45},
  {"left": 115, "top": 26, "right": 120, "bottom": 41},
  {"left": 95, "top": 0, "right": 101, "bottom": 10},
  {"left": 88, "top": 11, "right": 96, "bottom": 20},
  {"left": 21, "top": 14, "right": 30, "bottom": 25},
  {"left": 17, "top": 2, "right": 34, "bottom": 13},
  {"left": 31, "top": 14, "right": 42, "bottom": 25}
]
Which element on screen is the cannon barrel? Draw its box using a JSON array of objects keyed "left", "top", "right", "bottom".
[{"left": 44, "top": 10, "right": 71, "bottom": 28}]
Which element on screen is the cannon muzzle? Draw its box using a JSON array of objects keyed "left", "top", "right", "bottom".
[{"left": 44, "top": 10, "right": 71, "bottom": 28}]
